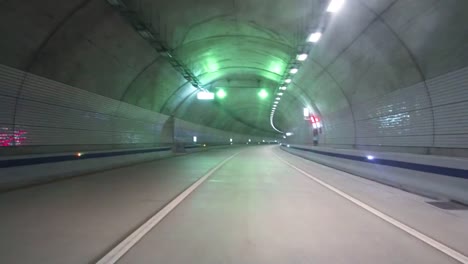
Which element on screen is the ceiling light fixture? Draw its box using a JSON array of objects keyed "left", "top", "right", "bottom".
[
  {"left": 197, "top": 91, "right": 215, "bottom": 100},
  {"left": 296, "top": 54, "right": 308, "bottom": 61},
  {"left": 327, "top": 0, "right": 345, "bottom": 13},
  {"left": 290, "top": 68, "right": 298, "bottom": 74},
  {"left": 258, "top": 89, "right": 268, "bottom": 99},
  {"left": 216, "top": 89, "right": 227, "bottom": 99},
  {"left": 308, "top": 32, "right": 322, "bottom": 43}
]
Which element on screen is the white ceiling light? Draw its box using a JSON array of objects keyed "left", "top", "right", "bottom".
[
  {"left": 276, "top": 97, "right": 281, "bottom": 100},
  {"left": 308, "top": 32, "right": 322, "bottom": 43},
  {"left": 277, "top": 92, "right": 283, "bottom": 96},
  {"left": 279, "top": 86, "right": 287, "bottom": 90},
  {"left": 274, "top": 101, "right": 279, "bottom": 104},
  {"left": 327, "top": 0, "right": 345, "bottom": 13},
  {"left": 290, "top": 68, "right": 298, "bottom": 74},
  {"left": 296, "top": 53, "right": 308, "bottom": 61},
  {"left": 285, "top": 79, "right": 292, "bottom": 83},
  {"left": 196, "top": 91, "right": 214, "bottom": 100},
  {"left": 297, "top": 54, "right": 308, "bottom": 61}
]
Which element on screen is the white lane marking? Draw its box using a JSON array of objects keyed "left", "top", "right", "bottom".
[
  {"left": 96, "top": 152, "right": 240, "bottom": 264},
  {"left": 274, "top": 152, "right": 468, "bottom": 264}
]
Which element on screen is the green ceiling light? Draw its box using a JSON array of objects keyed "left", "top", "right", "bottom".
[
  {"left": 258, "top": 89, "right": 268, "bottom": 99},
  {"left": 268, "top": 61, "right": 285, "bottom": 75},
  {"left": 206, "top": 58, "right": 220, "bottom": 73},
  {"left": 216, "top": 89, "right": 227, "bottom": 99}
]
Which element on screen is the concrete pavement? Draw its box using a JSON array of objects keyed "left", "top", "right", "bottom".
[{"left": 1, "top": 146, "right": 467, "bottom": 263}]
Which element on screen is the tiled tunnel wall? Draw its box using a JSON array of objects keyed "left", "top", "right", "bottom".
[
  {"left": 0, "top": 64, "right": 264, "bottom": 156},
  {"left": 355, "top": 67, "right": 468, "bottom": 147},
  {"left": 2, "top": 63, "right": 468, "bottom": 157},
  {"left": 282, "top": 65, "right": 468, "bottom": 157}
]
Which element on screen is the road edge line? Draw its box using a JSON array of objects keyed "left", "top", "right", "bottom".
[
  {"left": 274, "top": 152, "right": 468, "bottom": 264},
  {"left": 96, "top": 152, "right": 240, "bottom": 264}
]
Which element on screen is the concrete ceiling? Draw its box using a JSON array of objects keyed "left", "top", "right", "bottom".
[{"left": 1, "top": 0, "right": 467, "bottom": 136}]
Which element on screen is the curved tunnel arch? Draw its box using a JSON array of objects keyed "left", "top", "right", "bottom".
[{"left": 0, "top": 0, "right": 467, "bottom": 154}]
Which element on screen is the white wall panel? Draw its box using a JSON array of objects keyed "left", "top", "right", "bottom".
[
  {"left": 20, "top": 75, "right": 119, "bottom": 115},
  {"left": 433, "top": 101, "right": 468, "bottom": 134},
  {"left": 0, "top": 64, "right": 258, "bottom": 153},
  {"left": 113, "top": 132, "right": 156, "bottom": 144},
  {"left": 427, "top": 67, "right": 468, "bottom": 106},
  {"left": 0, "top": 64, "right": 22, "bottom": 97},
  {"left": 427, "top": 66, "right": 468, "bottom": 148},
  {"left": 351, "top": 79, "right": 434, "bottom": 147},
  {"left": 0, "top": 124, "right": 16, "bottom": 147},
  {"left": 0, "top": 95, "right": 15, "bottom": 124},
  {"left": 325, "top": 135, "right": 354, "bottom": 145},
  {"left": 0, "top": 65, "right": 21, "bottom": 146},
  {"left": 15, "top": 100, "right": 114, "bottom": 131},
  {"left": 322, "top": 108, "right": 355, "bottom": 145},
  {"left": 356, "top": 109, "right": 433, "bottom": 137},
  {"left": 344, "top": 65, "right": 468, "bottom": 150},
  {"left": 356, "top": 135, "right": 433, "bottom": 147},
  {"left": 434, "top": 134, "right": 468, "bottom": 148},
  {"left": 353, "top": 82, "right": 430, "bottom": 120},
  {"left": 15, "top": 125, "right": 115, "bottom": 145},
  {"left": 324, "top": 123, "right": 354, "bottom": 145}
]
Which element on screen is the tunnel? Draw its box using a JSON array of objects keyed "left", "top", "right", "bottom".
[{"left": 1, "top": 0, "right": 468, "bottom": 263}]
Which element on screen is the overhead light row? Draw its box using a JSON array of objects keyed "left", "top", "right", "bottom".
[{"left": 270, "top": 0, "right": 345, "bottom": 134}]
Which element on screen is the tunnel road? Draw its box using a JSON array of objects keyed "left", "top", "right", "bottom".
[{"left": 1, "top": 146, "right": 467, "bottom": 264}]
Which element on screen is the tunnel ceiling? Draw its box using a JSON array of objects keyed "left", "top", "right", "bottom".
[
  {"left": 1, "top": 0, "right": 467, "bottom": 137},
  {"left": 123, "top": 0, "right": 323, "bottom": 135}
]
